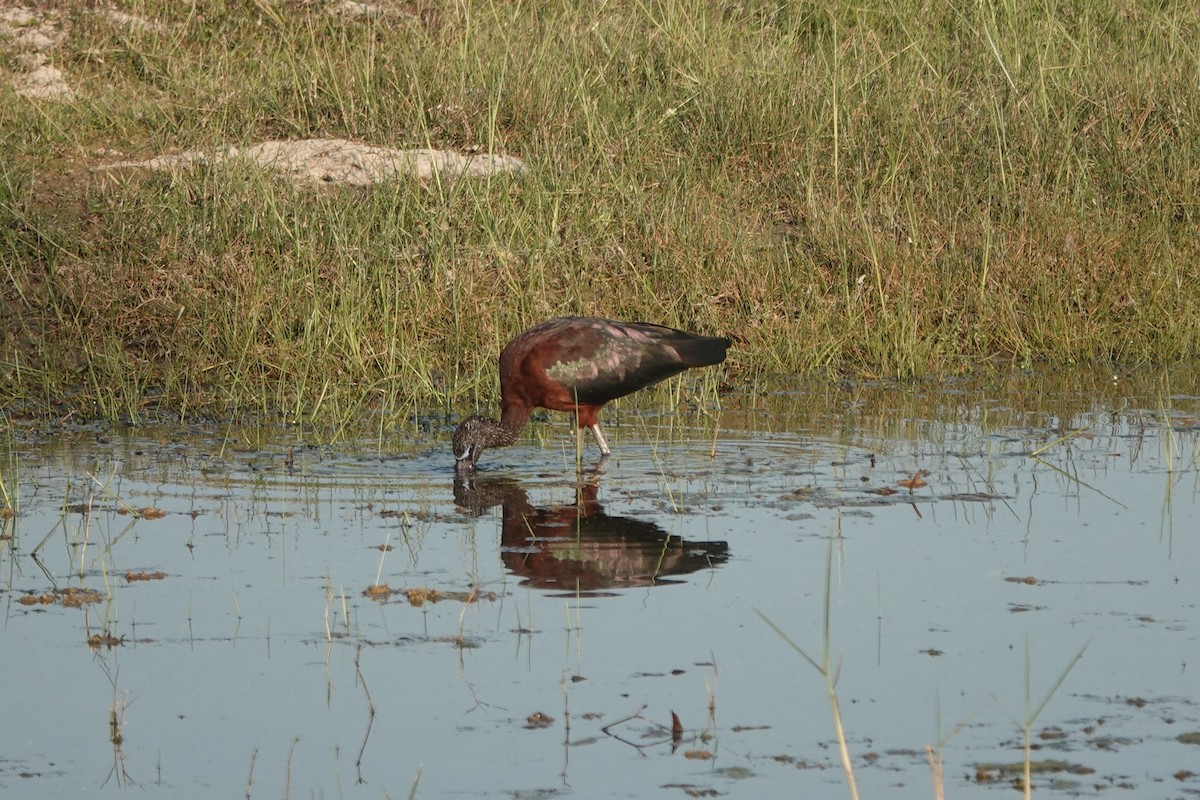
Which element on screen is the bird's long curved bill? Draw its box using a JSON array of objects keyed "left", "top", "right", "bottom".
[{"left": 454, "top": 446, "right": 478, "bottom": 473}]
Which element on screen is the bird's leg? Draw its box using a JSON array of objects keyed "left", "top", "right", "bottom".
[{"left": 589, "top": 424, "right": 611, "bottom": 457}]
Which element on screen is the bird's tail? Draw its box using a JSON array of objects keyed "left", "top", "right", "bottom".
[{"left": 672, "top": 335, "right": 731, "bottom": 367}]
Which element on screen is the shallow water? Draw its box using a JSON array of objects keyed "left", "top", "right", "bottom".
[{"left": 2, "top": 370, "right": 1198, "bottom": 799}]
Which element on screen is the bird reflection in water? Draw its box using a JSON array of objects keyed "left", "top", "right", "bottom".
[{"left": 453, "top": 474, "right": 730, "bottom": 596}]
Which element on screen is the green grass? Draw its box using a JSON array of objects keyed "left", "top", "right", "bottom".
[{"left": 3, "top": 1, "right": 1200, "bottom": 423}]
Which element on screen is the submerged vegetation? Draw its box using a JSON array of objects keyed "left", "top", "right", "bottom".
[{"left": 3, "top": 1, "right": 1200, "bottom": 421}]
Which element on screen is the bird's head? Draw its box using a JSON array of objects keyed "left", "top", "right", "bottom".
[{"left": 452, "top": 415, "right": 490, "bottom": 474}]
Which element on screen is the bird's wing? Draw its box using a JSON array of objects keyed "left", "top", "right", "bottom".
[
  {"left": 499, "top": 318, "right": 728, "bottom": 409},
  {"left": 536, "top": 320, "right": 696, "bottom": 405}
]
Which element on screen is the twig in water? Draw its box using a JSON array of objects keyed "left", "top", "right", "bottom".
[{"left": 244, "top": 747, "right": 258, "bottom": 800}]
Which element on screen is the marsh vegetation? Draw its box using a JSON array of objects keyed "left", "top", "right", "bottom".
[{"left": 4, "top": 1, "right": 1200, "bottom": 422}]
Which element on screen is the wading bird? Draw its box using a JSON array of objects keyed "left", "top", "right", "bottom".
[{"left": 452, "top": 317, "right": 730, "bottom": 472}]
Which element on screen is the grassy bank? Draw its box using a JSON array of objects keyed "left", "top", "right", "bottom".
[{"left": 3, "top": 0, "right": 1200, "bottom": 422}]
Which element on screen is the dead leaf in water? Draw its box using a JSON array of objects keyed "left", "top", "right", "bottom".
[
  {"left": 87, "top": 632, "right": 123, "bottom": 649},
  {"left": 363, "top": 584, "right": 393, "bottom": 599},
  {"left": 115, "top": 506, "right": 167, "bottom": 519},
  {"left": 60, "top": 588, "right": 104, "bottom": 607},
  {"left": 662, "top": 783, "right": 719, "bottom": 797},
  {"left": 974, "top": 758, "right": 1093, "bottom": 783},
  {"left": 897, "top": 469, "right": 931, "bottom": 490},
  {"left": 1006, "top": 576, "right": 1039, "bottom": 585},
  {"left": 945, "top": 492, "right": 1005, "bottom": 502},
  {"left": 404, "top": 587, "right": 441, "bottom": 605},
  {"left": 525, "top": 711, "right": 554, "bottom": 729},
  {"left": 125, "top": 571, "right": 167, "bottom": 582},
  {"left": 20, "top": 588, "right": 106, "bottom": 607},
  {"left": 403, "top": 587, "right": 497, "bottom": 606},
  {"left": 684, "top": 750, "right": 713, "bottom": 760}
]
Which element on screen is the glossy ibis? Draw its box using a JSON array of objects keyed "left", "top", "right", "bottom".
[{"left": 452, "top": 317, "right": 730, "bottom": 472}]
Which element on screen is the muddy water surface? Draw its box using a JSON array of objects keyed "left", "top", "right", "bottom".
[{"left": 2, "top": 370, "right": 1198, "bottom": 798}]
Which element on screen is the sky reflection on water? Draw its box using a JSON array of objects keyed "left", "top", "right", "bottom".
[{"left": 1, "top": 368, "right": 1198, "bottom": 798}]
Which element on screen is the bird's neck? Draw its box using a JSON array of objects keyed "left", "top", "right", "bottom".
[{"left": 498, "top": 403, "right": 533, "bottom": 442}]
